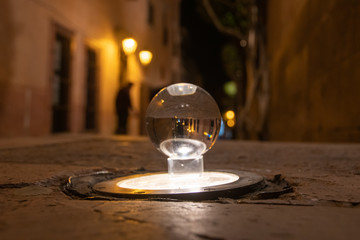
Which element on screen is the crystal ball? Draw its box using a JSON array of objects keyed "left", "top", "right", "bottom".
[{"left": 145, "top": 83, "right": 221, "bottom": 160}]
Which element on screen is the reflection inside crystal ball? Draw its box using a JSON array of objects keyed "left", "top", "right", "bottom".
[{"left": 146, "top": 83, "right": 221, "bottom": 164}]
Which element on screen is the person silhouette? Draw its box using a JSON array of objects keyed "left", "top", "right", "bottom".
[{"left": 115, "top": 82, "right": 133, "bottom": 134}]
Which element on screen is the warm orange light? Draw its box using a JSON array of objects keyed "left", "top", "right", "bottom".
[
  {"left": 227, "top": 119, "right": 235, "bottom": 128},
  {"left": 122, "top": 38, "right": 137, "bottom": 55},
  {"left": 139, "top": 50, "right": 153, "bottom": 65},
  {"left": 225, "top": 110, "right": 235, "bottom": 120}
]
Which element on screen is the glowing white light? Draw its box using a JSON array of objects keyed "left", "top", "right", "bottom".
[
  {"left": 160, "top": 138, "right": 206, "bottom": 159},
  {"left": 117, "top": 172, "right": 239, "bottom": 191},
  {"left": 167, "top": 83, "right": 197, "bottom": 96},
  {"left": 122, "top": 38, "right": 137, "bottom": 55},
  {"left": 178, "top": 146, "right": 193, "bottom": 155},
  {"left": 139, "top": 50, "right": 153, "bottom": 65}
]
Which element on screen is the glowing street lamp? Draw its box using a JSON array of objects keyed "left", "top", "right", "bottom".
[
  {"left": 227, "top": 119, "right": 235, "bottom": 128},
  {"left": 224, "top": 110, "right": 236, "bottom": 128},
  {"left": 139, "top": 50, "right": 153, "bottom": 66},
  {"left": 225, "top": 110, "right": 235, "bottom": 120},
  {"left": 122, "top": 38, "right": 137, "bottom": 55}
]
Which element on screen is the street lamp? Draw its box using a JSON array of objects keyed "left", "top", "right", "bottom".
[
  {"left": 224, "top": 110, "right": 235, "bottom": 128},
  {"left": 139, "top": 50, "right": 153, "bottom": 66},
  {"left": 122, "top": 38, "right": 137, "bottom": 55}
]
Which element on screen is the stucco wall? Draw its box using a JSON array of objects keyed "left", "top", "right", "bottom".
[
  {"left": 0, "top": 0, "right": 120, "bottom": 137},
  {"left": 267, "top": 0, "right": 360, "bottom": 142}
]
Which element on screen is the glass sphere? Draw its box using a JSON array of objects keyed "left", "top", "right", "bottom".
[{"left": 145, "top": 83, "right": 221, "bottom": 162}]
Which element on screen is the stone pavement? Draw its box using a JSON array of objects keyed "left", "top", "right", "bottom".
[{"left": 0, "top": 135, "right": 359, "bottom": 240}]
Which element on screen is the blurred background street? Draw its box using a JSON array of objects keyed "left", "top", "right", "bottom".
[
  {"left": 0, "top": 1, "right": 360, "bottom": 239},
  {"left": 1, "top": 0, "right": 359, "bottom": 142}
]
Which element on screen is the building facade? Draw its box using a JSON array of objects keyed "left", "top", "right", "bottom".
[
  {"left": 267, "top": 0, "right": 360, "bottom": 142},
  {"left": 0, "top": 0, "right": 181, "bottom": 137}
]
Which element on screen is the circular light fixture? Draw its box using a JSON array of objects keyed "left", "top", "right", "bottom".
[
  {"left": 92, "top": 170, "right": 264, "bottom": 200},
  {"left": 116, "top": 172, "right": 238, "bottom": 190}
]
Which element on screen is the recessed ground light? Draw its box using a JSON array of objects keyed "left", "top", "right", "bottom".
[{"left": 91, "top": 84, "right": 264, "bottom": 200}]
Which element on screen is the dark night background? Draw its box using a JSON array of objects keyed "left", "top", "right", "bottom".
[{"left": 181, "top": 0, "right": 230, "bottom": 109}]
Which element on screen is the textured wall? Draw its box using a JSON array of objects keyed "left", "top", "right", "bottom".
[
  {"left": 267, "top": 0, "right": 360, "bottom": 142},
  {"left": 0, "top": 0, "right": 120, "bottom": 137},
  {"left": 0, "top": 0, "right": 16, "bottom": 135}
]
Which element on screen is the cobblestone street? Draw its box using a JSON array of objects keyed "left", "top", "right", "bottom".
[{"left": 0, "top": 135, "right": 359, "bottom": 239}]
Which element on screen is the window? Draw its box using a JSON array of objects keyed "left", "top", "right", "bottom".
[
  {"left": 163, "top": 26, "right": 168, "bottom": 46},
  {"left": 147, "top": 1, "right": 154, "bottom": 26},
  {"left": 85, "top": 48, "right": 97, "bottom": 131},
  {"left": 162, "top": 12, "right": 169, "bottom": 46},
  {"left": 51, "top": 31, "right": 71, "bottom": 133}
]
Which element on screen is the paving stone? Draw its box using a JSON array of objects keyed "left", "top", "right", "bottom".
[{"left": 0, "top": 135, "right": 359, "bottom": 239}]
